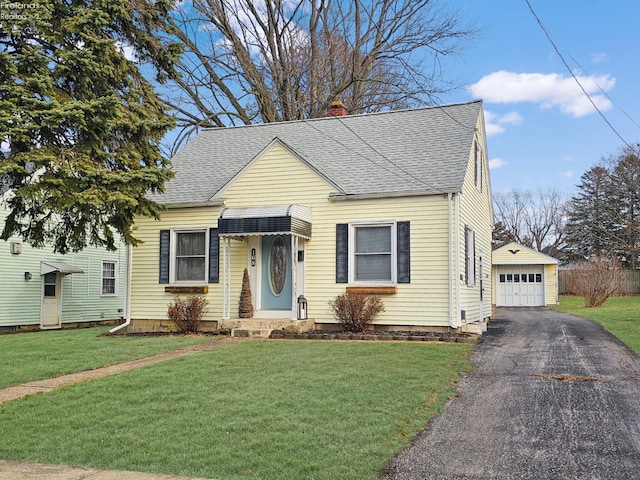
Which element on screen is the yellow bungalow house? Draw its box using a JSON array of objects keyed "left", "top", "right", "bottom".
[{"left": 128, "top": 101, "right": 493, "bottom": 335}]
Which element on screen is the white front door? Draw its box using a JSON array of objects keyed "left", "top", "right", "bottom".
[{"left": 41, "top": 272, "right": 62, "bottom": 328}]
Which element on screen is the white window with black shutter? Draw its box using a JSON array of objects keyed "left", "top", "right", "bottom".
[
  {"left": 159, "top": 227, "right": 219, "bottom": 284},
  {"left": 336, "top": 220, "right": 410, "bottom": 285}
]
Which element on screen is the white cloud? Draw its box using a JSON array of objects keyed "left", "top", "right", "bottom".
[
  {"left": 591, "top": 52, "right": 608, "bottom": 64},
  {"left": 489, "top": 158, "right": 507, "bottom": 169},
  {"left": 173, "top": 0, "right": 188, "bottom": 11},
  {"left": 560, "top": 170, "right": 574, "bottom": 178},
  {"left": 499, "top": 111, "right": 524, "bottom": 125},
  {"left": 469, "top": 71, "right": 615, "bottom": 118},
  {"left": 115, "top": 41, "right": 137, "bottom": 62},
  {"left": 209, "top": 0, "right": 309, "bottom": 57},
  {"left": 484, "top": 122, "right": 505, "bottom": 136},
  {"left": 483, "top": 110, "right": 523, "bottom": 137}
]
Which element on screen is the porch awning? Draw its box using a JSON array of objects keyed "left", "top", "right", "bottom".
[
  {"left": 218, "top": 205, "right": 312, "bottom": 239},
  {"left": 40, "top": 261, "right": 85, "bottom": 275}
]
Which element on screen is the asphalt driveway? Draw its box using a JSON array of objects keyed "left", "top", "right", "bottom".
[{"left": 383, "top": 307, "right": 640, "bottom": 480}]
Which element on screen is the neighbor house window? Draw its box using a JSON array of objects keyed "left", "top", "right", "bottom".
[
  {"left": 174, "top": 230, "right": 207, "bottom": 282},
  {"left": 101, "top": 260, "right": 117, "bottom": 296}
]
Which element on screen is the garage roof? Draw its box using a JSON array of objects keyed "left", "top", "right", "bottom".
[{"left": 492, "top": 242, "right": 559, "bottom": 265}]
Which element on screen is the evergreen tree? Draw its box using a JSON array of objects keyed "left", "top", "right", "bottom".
[
  {"left": 0, "top": 0, "right": 179, "bottom": 253},
  {"left": 565, "top": 166, "right": 618, "bottom": 261},
  {"left": 238, "top": 268, "right": 253, "bottom": 318},
  {"left": 492, "top": 221, "right": 516, "bottom": 250},
  {"left": 609, "top": 146, "right": 640, "bottom": 268}
]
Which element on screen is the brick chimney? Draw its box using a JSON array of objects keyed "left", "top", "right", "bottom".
[{"left": 327, "top": 100, "right": 348, "bottom": 117}]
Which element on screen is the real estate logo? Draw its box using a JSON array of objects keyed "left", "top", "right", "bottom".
[{"left": 0, "top": 2, "right": 42, "bottom": 34}]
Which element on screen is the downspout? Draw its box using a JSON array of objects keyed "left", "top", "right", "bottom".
[
  {"left": 109, "top": 243, "right": 132, "bottom": 334},
  {"left": 448, "top": 193, "right": 455, "bottom": 328},
  {"left": 455, "top": 193, "right": 462, "bottom": 328}
]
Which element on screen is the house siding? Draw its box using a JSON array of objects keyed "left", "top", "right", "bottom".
[
  {"left": 0, "top": 207, "right": 126, "bottom": 328},
  {"left": 131, "top": 208, "right": 226, "bottom": 321},
  {"left": 493, "top": 247, "right": 553, "bottom": 264},
  {"left": 131, "top": 143, "right": 462, "bottom": 327},
  {"left": 457, "top": 117, "right": 494, "bottom": 324},
  {"left": 544, "top": 264, "right": 558, "bottom": 305}
]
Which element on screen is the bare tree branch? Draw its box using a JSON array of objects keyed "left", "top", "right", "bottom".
[
  {"left": 493, "top": 188, "right": 569, "bottom": 253},
  {"left": 152, "top": 0, "right": 475, "bottom": 150}
]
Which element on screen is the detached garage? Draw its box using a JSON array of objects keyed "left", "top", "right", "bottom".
[{"left": 492, "top": 242, "right": 559, "bottom": 307}]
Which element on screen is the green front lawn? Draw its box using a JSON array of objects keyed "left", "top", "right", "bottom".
[
  {"left": 0, "top": 327, "right": 213, "bottom": 388},
  {"left": 552, "top": 295, "right": 640, "bottom": 354},
  {"left": 0, "top": 339, "right": 473, "bottom": 480}
]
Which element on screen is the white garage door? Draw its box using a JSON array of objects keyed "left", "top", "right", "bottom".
[{"left": 496, "top": 265, "right": 545, "bottom": 306}]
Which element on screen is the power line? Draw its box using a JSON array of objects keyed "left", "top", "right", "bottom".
[
  {"left": 336, "top": 116, "right": 448, "bottom": 193},
  {"left": 566, "top": 52, "right": 640, "bottom": 132},
  {"left": 301, "top": 115, "right": 446, "bottom": 194},
  {"left": 524, "top": 0, "right": 633, "bottom": 149}
]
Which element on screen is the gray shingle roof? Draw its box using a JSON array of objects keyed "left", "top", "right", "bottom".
[{"left": 151, "top": 100, "right": 483, "bottom": 205}]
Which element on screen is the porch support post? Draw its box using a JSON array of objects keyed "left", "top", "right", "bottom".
[
  {"left": 291, "top": 235, "right": 298, "bottom": 320},
  {"left": 222, "top": 237, "right": 231, "bottom": 320}
]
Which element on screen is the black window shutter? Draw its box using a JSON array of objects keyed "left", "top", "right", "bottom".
[
  {"left": 397, "top": 221, "right": 410, "bottom": 283},
  {"left": 464, "top": 225, "right": 470, "bottom": 283},
  {"left": 208, "top": 228, "right": 219, "bottom": 284},
  {"left": 159, "top": 230, "right": 170, "bottom": 284},
  {"left": 336, "top": 224, "right": 348, "bottom": 283}
]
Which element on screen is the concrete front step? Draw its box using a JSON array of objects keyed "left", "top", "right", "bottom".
[
  {"left": 230, "top": 328, "right": 274, "bottom": 338},
  {"left": 221, "top": 318, "right": 314, "bottom": 338}
]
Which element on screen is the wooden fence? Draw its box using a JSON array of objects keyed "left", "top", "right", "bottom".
[{"left": 559, "top": 269, "right": 640, "bottom": 295}]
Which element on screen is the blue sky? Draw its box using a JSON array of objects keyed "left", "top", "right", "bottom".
[
  {"left": 4, "top": 0, "right": 635, "bottom": 199},
  {"left": 440, "top": 0, "right": 640, "bottom": 195}
]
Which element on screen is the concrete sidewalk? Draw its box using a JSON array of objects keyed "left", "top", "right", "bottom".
[
  {"left": 0, "top": 460, "right": 213, "bottom": 480},
  {"left": 0, "top": 336, "right": 243, "bottom": 479},
  {"left": 0, "top": 336, "right": 242, "bottom": 405}
]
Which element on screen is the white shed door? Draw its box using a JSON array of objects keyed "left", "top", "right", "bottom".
[
  {"left": 41, "top": 272, "right": 62, "bottom": 328},
  {"left": 497, "top": 266, "right": 544, "bottom": 306}
]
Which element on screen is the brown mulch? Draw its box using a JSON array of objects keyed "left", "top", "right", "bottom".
[{"left": 269, "top": 329, "right": 476, "bottom": 343}]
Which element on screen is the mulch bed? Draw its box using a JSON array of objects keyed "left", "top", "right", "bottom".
[
  {"left": 105, "top": 329, "right": 476, "bottom": 343},
  {"left": 269, "top": 330, "right": 476, "bottom": 343},
  {"left": 102, "top": 330, "right": 224, "bottom": 337}
]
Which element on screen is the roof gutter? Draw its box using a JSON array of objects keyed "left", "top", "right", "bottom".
[
  {"left": 329, "top": 190, "right": 458, "bottom": 202},
  {"left": 164, "top": 200, "right": 225, "bottom": 209}
]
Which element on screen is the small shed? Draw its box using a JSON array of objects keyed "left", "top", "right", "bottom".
[{"left": 492, "top": 242, "right": 559, "bottom": 307}]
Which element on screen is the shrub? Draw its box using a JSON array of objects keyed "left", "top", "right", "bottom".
[
  {"left": 329, "top": 292, "right": 385, "bottom": 332},
  {"left": 167, "top": 295, "right": 209, "bottom": 333},
  {"left": 238, "top": 268, "right": 254, "bottom": 318},
  {"left": 567, "top": 256, "right": 626, "bottom": 307}
]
